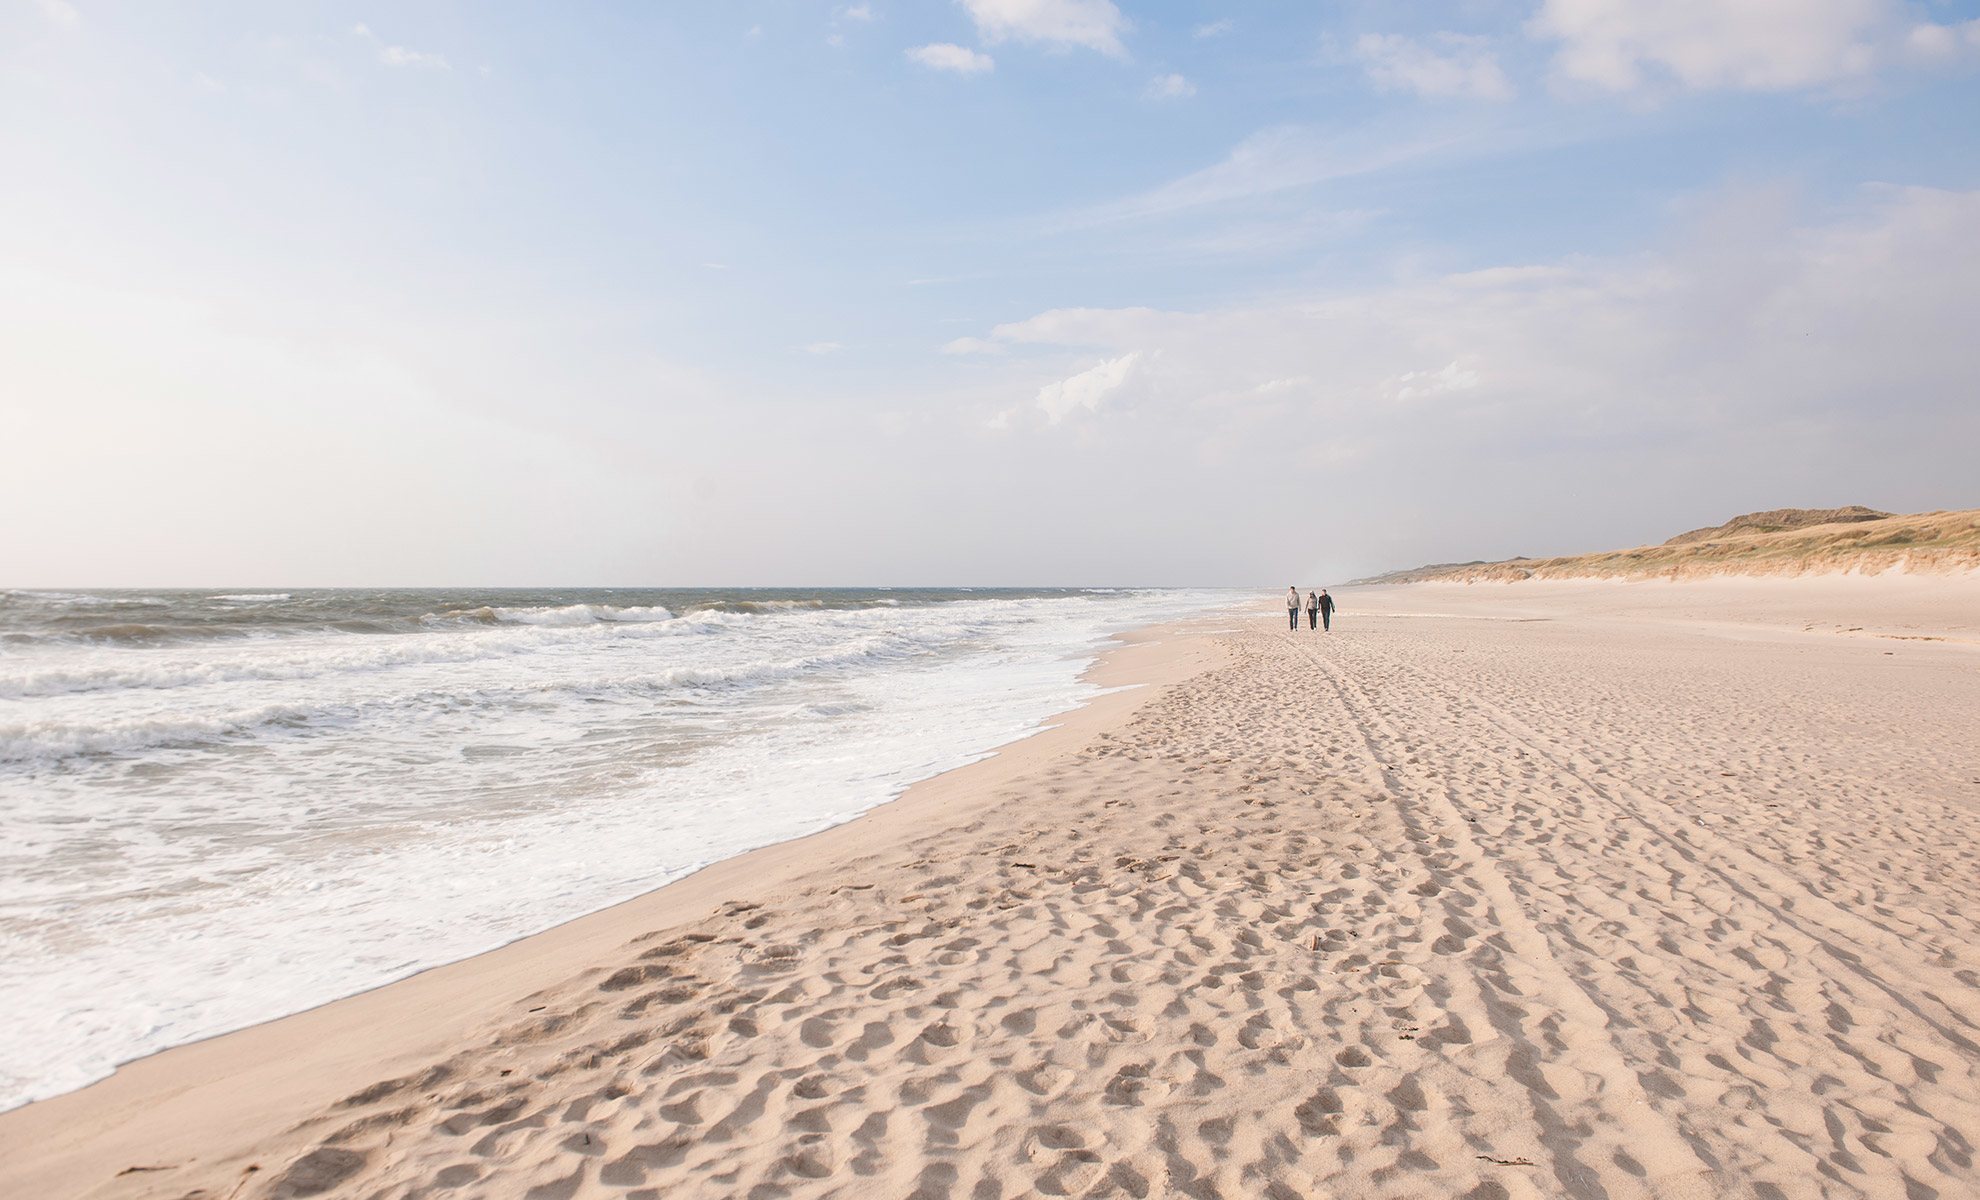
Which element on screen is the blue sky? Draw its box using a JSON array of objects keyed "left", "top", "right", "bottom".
[{"left": 4, "top": 0, "right": 1978, "bottom": 584}]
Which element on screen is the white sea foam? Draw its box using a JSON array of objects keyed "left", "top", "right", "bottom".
[
  {"left": 455, "top": 603, "right": 679, "bottom": 626},
  {"left": 0, "top": 587, "right": 1239, "bottom": 1110},
  {"left": 4, "top": 590, "right": 164, "bottom": 606},
  {"left": 0, "top": 636, "right": 940, "bottom": 764},
  {"left": 0, "top": 702, "right": 326, "bottom": 763},
  {"left": 0, "top": 607, "right": 826, "bottom": 700}
]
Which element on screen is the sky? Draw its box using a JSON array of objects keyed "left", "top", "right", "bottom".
[{"left": 3, "top": 0, "right": 1978, "bottom": 586}]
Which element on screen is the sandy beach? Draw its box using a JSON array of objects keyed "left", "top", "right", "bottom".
[{"left": 5, "top": 576, "right": 1978, "bottom": 1200}]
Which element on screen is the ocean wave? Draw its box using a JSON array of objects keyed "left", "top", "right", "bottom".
[
  {"left": 0, "top": 635, "right": 928, "bottom": 764},
  {"left": 0, "top": 591, "right": 165, "bottom": 607},
  {"left": 3, "top": 618, "right": 390, "bottom": 648},
  {"left": 694, "top": 599, "right": 829, "bottom": 614},
  {"left": 0, "top": 608, "right": 922, "bottom": 699},
  {"left": 0, "top": 637, "right": 515, "bottom": 699},
  {"left": 0, "top": 617, "right": 813, "bottom": 699},
  {"left": 437, "top": 604, "right": 677, "bottom": 627},
  {"left": 4, "top": 591, "right": 1065, "bottom": 650},
  {"left": 0, "top": 703, "right": 326, "bottom": 765},
  {"left": 512, "top": 634, "right": 931, "bottom": 698},
  {"left": 60, "top": 622, "right": 226, "bottom": 645}
]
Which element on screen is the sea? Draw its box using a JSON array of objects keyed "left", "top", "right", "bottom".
[{"left": 0, "top": 586, "right": 1238, "bottom": 1110}]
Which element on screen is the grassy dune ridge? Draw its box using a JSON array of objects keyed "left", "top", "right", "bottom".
[{"left": 1358, "top": 508, "right": 1980, "bottom": 583}]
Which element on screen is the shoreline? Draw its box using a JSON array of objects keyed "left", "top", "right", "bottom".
[
  {"left": 6, "top": 574, "right": 1976, "bottom": 1199},
  {"left": 0, "top": 616, "right": 1231, "bottom": 1198}
]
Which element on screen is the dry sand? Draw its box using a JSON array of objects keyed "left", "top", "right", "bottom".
[{"left": 4, "top": 577, "right": 1978, "bottom": 1200}]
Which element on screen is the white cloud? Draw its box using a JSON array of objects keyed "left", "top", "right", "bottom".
[
  {"left": 193, "top": 71, "right": 225, "bottom": 93},
  {"left": 353, "top": 23, "right": 451, "bottom": 70},
  {"left": 1032, "top": 352, "right": 1139, "bottom": 423},
  {"left": 942, "top": 336, "right": 1005, "bottom": 355},
  {"left": 906, "top": 43, "right": 995, "bottom": 73},
  {"left": 1054, "top": 124, "right": 1481, "bottom": 229},
  {"left": 1387, "top": 359, "right": 1483, "bottom": 401},
  {"left": 962, "top": 0, "right": 1128, "bottom": 58},
  {"left": 1355, "top": 33, "right": 1514, "bottom": 101},
  {"left": 802, "top": 341, "right": 845, "bottom": 355},
  {"left": 1530, "top": 0, "right": 1980, "bottom": 93},
  {"left": 35, "top": 0, "right": 80, "bottom": 29},
  {"left": 1252, "top": 376, "right": 1310, "bottom": 395},
  {"left": 1443, "top": 265, "right": 1576, "bottom": 289},
  {"left": 989, "top": 306, "right": 1167, "bottom": 348},
  {"left": 1145, "top": 72, "right": 1197, "bottom": 99},
  {"left": 1193, "top": 19, "right": 1234, "bottom": 39},
  {"left": 1908, "top": 19, "right": 1980, "bottom": 60},
  {"left": 956, "top": 187, "right": 1980, "bottom": 542},
  {"left": 378, "top": 45, "right": 450, "bottom": 69}
]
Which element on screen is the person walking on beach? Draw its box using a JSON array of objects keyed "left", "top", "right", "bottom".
[
  {"left": 1286, "top": 586, "right": 1300, "bottom": 631},
  {"left": 1306, "top": 590, "right": 1319, "bottom": 630},
  {"left": 1318, "top": 588, "right": 1336, "bottom": 632}
]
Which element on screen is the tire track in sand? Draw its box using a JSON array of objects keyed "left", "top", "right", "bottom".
[
  {"left": 1289, "top": 631, "right": 1723, "bottom": 1200},
  {"left": 1304, "top": 622, "right": 1980, "bottom": 1200}
]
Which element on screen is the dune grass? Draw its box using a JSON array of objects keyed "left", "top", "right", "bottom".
[{"left": 1365, "top": 509, "right": 1980, "bottom": 583}]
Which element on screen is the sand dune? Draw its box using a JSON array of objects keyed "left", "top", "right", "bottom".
[
  {"left": 1359, "top": 507, "right": 1980, "bottom": 583},
  {"left": 4, "top": 580, "right": 1978, "bottom": 1199}
]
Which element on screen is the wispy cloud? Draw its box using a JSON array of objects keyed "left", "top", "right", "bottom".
[
  {"left": 907, "top": 43, "right": 995, "bottom": 74},
  {"left": 1386, "top": 358, "right": 1483, "bottom": 401},
  {"left": 1906, "top": 20, "right": 1980, "bottom": 64},
  {"left": 1356, "top": 33, "right": 1513, "bottom": 101},
  {"left": 962, "top": 0, "right": 1128, "bottom": 58},
  {"left": 802, "top": 341, "right": 846, "bottom": 355},
  {"left": 378, "top": 45, "right": 450, "bottom": 69},
  {"left": 1050, "top": 124, "right": 1471, "bottom": 229},
  {"left": 1193, "top": 19, "right": 1233, "bottom": 40},
  {"left": 1145, "top": 72, "right": 1197, "bottom": 99},
  {"left": 34, "top": 0, "right": 80, "bottom": 31},
  {"left": 988, "top": 307, "right": 1169, "bottom": 348},
  {"left": 956, "top": 186, "right": 1980, "bottom": 567},
  {"left": 838, "top": 4, "right": 875, "bottom": 22},
  {"left": 353, "top": 23, "right": 450, "bottom": 70},
  {"left": 1530, "top": 0, "right": 1980, "bottom": 93}
]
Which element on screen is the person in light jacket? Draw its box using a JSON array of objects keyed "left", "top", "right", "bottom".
[
  {"left": 1305, "top": 590, "right": 1319, "bottom": 629},
  {"left": 1286, "top": 586, "right": 1300, "bottom": 631}
]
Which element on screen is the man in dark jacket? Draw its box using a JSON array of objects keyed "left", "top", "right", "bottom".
[{"left": 1318, "top": 589, "right": 1336, "bottom": 632}]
